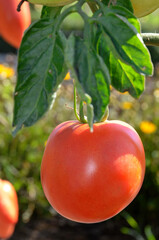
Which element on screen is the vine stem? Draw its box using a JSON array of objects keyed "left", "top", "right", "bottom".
[
  {"left": 74, "top": 86, "right": 80, "bottom": 121},
  {"left": 141, "top": 33, "right": 159, "bottom": 47},
  {"left": 87, "top": 1, "right": 98, "bottom": 13},
  {"left": 53, "top": 5, "right": 77, "bottom": 32},
  {"left": 101, "top": 107, "right": 109, "bottom": 122}
]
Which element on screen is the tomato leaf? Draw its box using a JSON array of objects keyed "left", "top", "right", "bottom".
[
  {"left": 13, "top": 15, "right": 67, "bottom": 136},
  {"left": 65, "top": 34, "right": 110, "bottom": 123},
  {"left": 96, "top": 5, "right": 153, "bottom": 76},
  {"left": 41, "top": 6, "right": 62, "bottom": 18},
  {"left": 98, "top": 36, "right": 145, "bottom": 97},
  {"left": 65, "top": 34, "right": 94, "bottom": 129},
  {"left": 102, "top": 0, "right": 133, "bottom": 13},
  {"left": 106, "top": 6, "right": 140, "bottom": 32},
  {"left": 12, "top": 1, "right": 154, "bottom": 134}
]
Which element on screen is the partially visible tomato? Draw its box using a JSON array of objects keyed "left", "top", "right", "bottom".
[
  {"left": 0, "top": 179, "right": 19, "bottom": 239},
  {"left": 131, "top": 0, "right": 159, "bottom": 18},
  {"left": 0, "top": 0, "right": 31, "bottom": 48},
  {"left": 41, "top": 120, "right": 145, "bottom": 223},
  {"left": 28, "top": 0, "right": 76, "bottom": 7}
]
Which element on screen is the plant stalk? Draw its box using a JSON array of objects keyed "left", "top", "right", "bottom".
[
  {"left": 74, "top": 86, "right": 80, "bottom": 121},
  {"left": 87, "top": 1, "right": 99, "bottom": 13},
  {"left": 141, "top": 33, "right": 159, "bottom": 47}
]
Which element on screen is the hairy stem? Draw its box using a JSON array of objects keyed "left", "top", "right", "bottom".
[{"left": 141, "top": 33, "right": 159, "bottom": 47}]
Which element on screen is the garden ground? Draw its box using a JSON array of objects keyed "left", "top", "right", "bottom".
[{"left": 11, "top": 215, "right": 134, "bottom": 240}]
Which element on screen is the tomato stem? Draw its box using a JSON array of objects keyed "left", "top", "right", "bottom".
[
  {"left": 74, "top": 86, "right": 80, "bottom": 122},
  {"left": 141, "top": 33, "right": 159, "bottom": 47},
  {"left": 17, "top": 0, "right": 27, "bottom": 12},
  {"left": 87, "top": 1, "right": 98, "bottom": 13},
  {"left": 101, "top": 106, "right": 109, "bottom": 122},
  {"left": 53, "top": 5, "right": 77, "bottom": 34},
  {"left": 79, "top": 101, "right": 87, "bottom": 123}
]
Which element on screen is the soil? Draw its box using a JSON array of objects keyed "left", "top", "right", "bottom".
[{"left": 11, "top": 215, "right": 134, "bottom": 240}]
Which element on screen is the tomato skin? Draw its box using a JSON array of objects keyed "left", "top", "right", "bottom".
[
  {"left": 29, "top": 0, "right": 76, "bottom": 7},
  {"left": 0, "top": 219, "right": 15, "bottom": 239},
  {"left": 41, "top": 120, "right": 145, "bottom": 223},
  {"left": 0, "top": 179, "right": 19, "bottom": 239},
  {"left": 0, "top": 0, "right": 31, "bottom": 48},
  {"left": 131, "top": 0, "right": 159, "bottom": 18}
]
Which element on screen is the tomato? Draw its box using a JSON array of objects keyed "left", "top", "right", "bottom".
[
  {"left": 41, "top": 120, "right": 145, "bottom": 223},
  {"left": 0, "top": 0, "right": 31, "bottom": 48},
  {"left": 0, "top": 179, "right": 19, "bottom": 239},
  {"left": 131, "top": 0, "right": 159, "bottom": 17},
  {"left": 28, "top": 0, "right": 76, "bottom": 7}
]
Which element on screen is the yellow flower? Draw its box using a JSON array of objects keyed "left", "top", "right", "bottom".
[
  {"left": 120, "top": 91, "right": 128, "bottom": 95},
  {"left": 122, "top": 102, "right": 133, "bottom": 110},
  {"left": 0, "top": 64, "right": 15, "bottom": 78},
  {"left": 64, "top": 72, "right": 71, "bottom": 81},
  {"left": 140, "top": 121, "right": 157, "bottom": 134}
]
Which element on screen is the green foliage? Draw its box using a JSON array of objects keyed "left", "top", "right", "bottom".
[
  {"left": 13, "top": 8, "right": 67, "bottom": 135},
  {"left": 65, "top": 34, "right": 110, "bottom": 125},
  {"left": 13, "top": 0, "right": 153, "bottom": 134},
  {"left": 121, "top": 212, "right": 156, "bottom": 240}
]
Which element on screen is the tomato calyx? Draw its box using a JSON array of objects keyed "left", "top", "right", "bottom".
[
  {"left": 73, "top": 86, "right": 87, "bottom": 124},
  {"left": 73, "top": 85, "right": 109, "bottom": 129},
  {"left": 101, "top": 106, "right": 109, "bottom": 122}
]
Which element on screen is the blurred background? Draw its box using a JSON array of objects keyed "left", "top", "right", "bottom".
[{"left": 0, "top": 4, "right": 159, "bottom": 240}]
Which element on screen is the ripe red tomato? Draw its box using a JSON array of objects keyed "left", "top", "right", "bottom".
[
  {"left": 0, "top": 0, "right": 31, "bottom": 48},
  {"left": 41, "top": 120, "right": 145, "bottom": 223},
  {"left": 0, "top": 179, "right": 19, "bottom": 239}
]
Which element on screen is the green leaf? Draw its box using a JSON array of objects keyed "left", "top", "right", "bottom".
[
  {"left": 65, "top": 34, "right": 110, "bottom": 123},
  {"left": 102, "top": 0, "right": 133, "bottom": 13},
  {"left": 65, "top": 34, "right": 92, "bottom": 104},
  {"left": 108, "top": 5, "right": 140, "bottom": 32},
  {"left": 98, "top": 34, "right": 145, "bottom": 98},
  {"left": 121, "top": 228, "right": 145, "bottom": 240},
  {"left": 41, "top": 6, "right": 62, "bottom": 19},
  {"left": 65, "top": 34, "right": 94, "bottom": 128},
  {"left": 96, "top": 6, "right": 153, "bottom": 76},
  {"left": 13, "top": 18, "right": 67, "bottom": 135},
  {"left": 121, "top": 212, "right": 140, "bottom": 231},
  {"left": 145, "top": 226, "right": 156, "bottom": 240}
]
